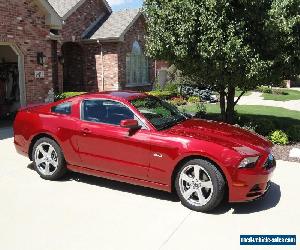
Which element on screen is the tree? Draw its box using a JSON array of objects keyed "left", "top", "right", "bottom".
[{"left": 144, "top": 0, "right": 300, "bottom": 123}]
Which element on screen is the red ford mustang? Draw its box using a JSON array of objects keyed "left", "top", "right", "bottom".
[{"left": 14, "top": 91, "right": 276, "bottom": 212}]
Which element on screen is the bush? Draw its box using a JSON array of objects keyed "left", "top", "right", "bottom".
[
  {"left": 268, "top": 130, "right": 289, "bottom": 145},
  {"left": 55, "top": 92, "right": 86, "bottom": 101},
  {"left": 253, "top": 118, "right": 276, "bottom": 136},
  {"left": 272, "top": 89, "right": 288, "bottom": 95},
  {"left": 164, "top": 82, "right": 179, "bottom": 95},
  {"left": 257, "top": 86, "right": 272, "bottom": 94},
  {"left": 169, "top": 97, "right": 187, "bottom": 106},
  {"left": 287, "top": 125, "right": 300, "bottom": 142},
  {"left": 187, "top": 96, "right": 200, "bottom": 104},
  {"left": 147, "top": 90, "right": 175, "bottom": 100},
  {"left": 194, "top": 102, "right": 207, "bottom": 118}
]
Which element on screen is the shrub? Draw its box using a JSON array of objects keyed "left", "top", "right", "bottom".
[
  {"left": 55, "top": 92, "right": 86, "bottom": 101},
  {"left": 187, "top": 96, "right": 200, "bottom": 104},
  {"left": 147, "top": 90, "right": 175, "bottom": 100},
  {"left": 164, "top": 82, "right": 179, "bottom": 94},
  {"left": 268, "top": 130, "right": 289, "bottom": 145},
  {"left": 272, "top": 89, "right": 288, "bottom": 95},
  {"left": 253, "top": 118, "right": 276, "bottom": 136},
  {"left": 257, "top": 86, "right": 272, "bottom": 94},
  {"left": 194, "top": 102, "right": 207, "bottom": 118},
  {"left": 287, "top": 125, "right": 300, "bottom": 142},
  {"left": 153, "top": 82, "right": 163, "bottom": 91},
  {"left": 169, "top": 97, "right": 187, "bottom": 106}
]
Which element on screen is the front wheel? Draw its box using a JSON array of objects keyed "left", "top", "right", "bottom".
[
  {"left": 175, "top": 159, "right": 225, "bottom": 212},
  {"left": 32, "top": 138, "right": 67, "bottom": 180}
]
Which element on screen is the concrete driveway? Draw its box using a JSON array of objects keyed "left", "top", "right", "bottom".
[{"left": 0, "top": 127, "right": 299, "bottom": 250}]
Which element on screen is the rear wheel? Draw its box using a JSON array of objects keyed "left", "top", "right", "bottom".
[
  {"left": 175, "top": 159, "right": 225, "bottom": 212},
  {"left": 32, "top": 138, "right": 67, "bottom": 180}
]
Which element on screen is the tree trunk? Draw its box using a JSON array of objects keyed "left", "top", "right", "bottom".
[
  {"left": 219, "top": 88, "right": 226, "bottom": 121},
  {"left": 225, "top": 86, "right": 236, "bottom": 124}
]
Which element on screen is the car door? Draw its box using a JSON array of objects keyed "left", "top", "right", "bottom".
[{"left": 76, "top": 99, "right": 151, "bottom": 180}]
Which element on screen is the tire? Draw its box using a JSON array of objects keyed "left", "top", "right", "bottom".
[
  {"left": 32, "top": 137, "right": 67, "bottom": 180},
  {"left": 175, "top": 159, "right": 225, "bottom": 212}
]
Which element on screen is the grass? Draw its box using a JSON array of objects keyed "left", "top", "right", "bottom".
[
  {"left": 180, "top": 104, "right": 300, "bottom": 130},
  {"left": 262, "top": 89, "right": 300, "bottom": 101},
  {"left": 235, "top": 90, "right": 252, "bottom": 97}
]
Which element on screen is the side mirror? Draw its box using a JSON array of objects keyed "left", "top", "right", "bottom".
[{"left": 120, "top": 119, "right": 141, "bottom": 130}]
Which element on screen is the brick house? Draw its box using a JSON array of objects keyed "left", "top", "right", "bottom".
[{"left": 0, "top": 0, "right": 157, "bottom": 117}]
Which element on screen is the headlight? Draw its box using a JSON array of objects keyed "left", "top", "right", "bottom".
[{"left": 238, "top": 156, "right": 259, "bottom": 169}]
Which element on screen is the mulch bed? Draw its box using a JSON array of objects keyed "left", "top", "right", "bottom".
[{"left": 273, "top": 143, "right": 300, "bottom": 163}]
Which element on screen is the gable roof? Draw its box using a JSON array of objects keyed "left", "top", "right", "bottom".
[
  {"left": 48, "top": 0, "right": 112, "bottom": 20},
  {"left": 87, "top": 8, "right": 142, "bottom": 41},
  {"left": 36, "top": 0, "right": 62, "bottom": 29}
]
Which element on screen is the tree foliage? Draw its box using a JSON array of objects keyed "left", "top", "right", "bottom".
[{"left": 144, "top": 0, "right": 300, "bottom": 122}]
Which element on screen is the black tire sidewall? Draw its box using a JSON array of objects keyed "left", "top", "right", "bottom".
[
  {"left": 32, "top": 137, "right": 66, "bottom": 180},
  {"left": 175, "top": 159, "right": 225, "bottom": 212}
]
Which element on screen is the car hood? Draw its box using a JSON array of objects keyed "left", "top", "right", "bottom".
[{"left": 165, "top": 119, "right": 272, "bottom": 152}]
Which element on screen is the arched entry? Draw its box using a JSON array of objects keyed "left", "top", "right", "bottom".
[
  {"left": 62, "top": 42, "right": 85, "bottom": 91},
  {"left": 0, "top": 42, "right": 26, "bottom": 119}
]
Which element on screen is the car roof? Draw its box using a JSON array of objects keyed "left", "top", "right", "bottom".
[{"left": 78, "top": 91, "right": 148, "bottom": 102}]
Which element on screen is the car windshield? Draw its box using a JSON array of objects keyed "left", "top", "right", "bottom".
[{"left": 131, "top": 96, "right": 187, "bottom": 130}]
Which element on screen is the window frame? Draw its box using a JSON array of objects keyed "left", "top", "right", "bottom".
[{"left": 80, "top": 98, "right": 149, "bottom": 130}]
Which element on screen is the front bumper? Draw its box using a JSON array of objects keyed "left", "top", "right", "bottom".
[
  {"left": 14, "top": 142, "right": 28, "bottom": 157},
  {"left": 228, "top": 158, "right": 276, "bottom": 202}
]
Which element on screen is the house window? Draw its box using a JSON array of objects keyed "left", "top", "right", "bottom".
[{"left": 126, "top": 41, "right": 149, "bottom": 86}]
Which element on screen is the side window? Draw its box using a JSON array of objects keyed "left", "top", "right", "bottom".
[
  {"left": 82, "top": 99, "right": 135, "bottom": 126},
  {"left": 51, "top": 102, "right": 72, "bottom": 115}
]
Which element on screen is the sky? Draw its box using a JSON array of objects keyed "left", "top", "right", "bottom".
[{"left": 107, "top": 0, "right": 143, "bottom": 11}]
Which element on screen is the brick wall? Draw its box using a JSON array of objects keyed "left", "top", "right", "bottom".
[
  {"left": 82, "top": 42, "right": 120, "bottom": 92},
  {"left": 0, "top": 0, "right": 55, "bottom": 104},
  {"left": 62, "top": 0, "right": 110, "bottom": 42}
]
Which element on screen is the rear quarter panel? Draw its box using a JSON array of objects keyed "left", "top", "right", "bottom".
[{"left": 14, "top": 105, "right": 82, "bottom": 166}]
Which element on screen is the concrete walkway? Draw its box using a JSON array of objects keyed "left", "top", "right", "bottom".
[
  {"left": 1, "top": 128, "right": 300, "bottom": 250},
  {"left": 237, "top": 92, "right": 300, "bottom": 111}
]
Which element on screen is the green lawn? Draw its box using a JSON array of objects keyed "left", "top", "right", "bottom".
[
  {"left": 180, "top": 104, "right": 300, "bottom": 130},
  {"left": 235, "top": 90, "right": 252, "bottom": 97},
  {"left": 262, "top": 89, "right": 300, "bottom": 101}
]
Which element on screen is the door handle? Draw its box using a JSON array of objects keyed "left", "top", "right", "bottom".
[{"left": 81, "top": 128, "right": 91, "bottom": 136}]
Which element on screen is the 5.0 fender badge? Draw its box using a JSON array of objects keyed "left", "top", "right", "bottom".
[{"left": 153, "top": 153, "right": 163, "bottom": 158}]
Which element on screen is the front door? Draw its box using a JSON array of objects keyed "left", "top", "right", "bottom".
[{"left": 76, "top": 99, "right": 151, "bottom": 180}]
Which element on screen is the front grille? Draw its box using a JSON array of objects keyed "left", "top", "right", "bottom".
[{"left": 264, "top": 154, "right": 276, "bottom": 170}]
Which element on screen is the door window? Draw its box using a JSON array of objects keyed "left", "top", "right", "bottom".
[{"left": 82, "top": 99, "right": 136, "bottom": 126}]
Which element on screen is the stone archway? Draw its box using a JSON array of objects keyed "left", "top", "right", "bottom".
[
  {"left": 62, "top": 42, "right": 85, "bottom": 91},
  {"left": 0, "top": 42, "right": 26, "bottom": 108}
]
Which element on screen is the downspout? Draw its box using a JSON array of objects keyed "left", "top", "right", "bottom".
[{"left": 97, "top": 40, "right": 105, "bottom": 91}]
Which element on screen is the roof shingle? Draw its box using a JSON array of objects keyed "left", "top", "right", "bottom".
[
  {"left": 89, "top": 9, "right": 142, "bottom": 40},
  {"left": 48, "top": 0, "right": 82, "bottom": 17}
]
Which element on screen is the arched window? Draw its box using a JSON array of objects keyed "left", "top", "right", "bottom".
[{"left": 126, "top": 41, "right": 149, "bottom": 86}]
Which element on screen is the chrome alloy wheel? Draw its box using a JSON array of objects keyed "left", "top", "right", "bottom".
[
  {"left": 34, "top": 142, "right": 59, "bottom": 176},
  {"left": 179, "top": 165, "right": 214, "bottom": 206}
]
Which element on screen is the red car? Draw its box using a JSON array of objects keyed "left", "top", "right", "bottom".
[{"left": 14, "top": 91, "right": 276, "bottom": 212}]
